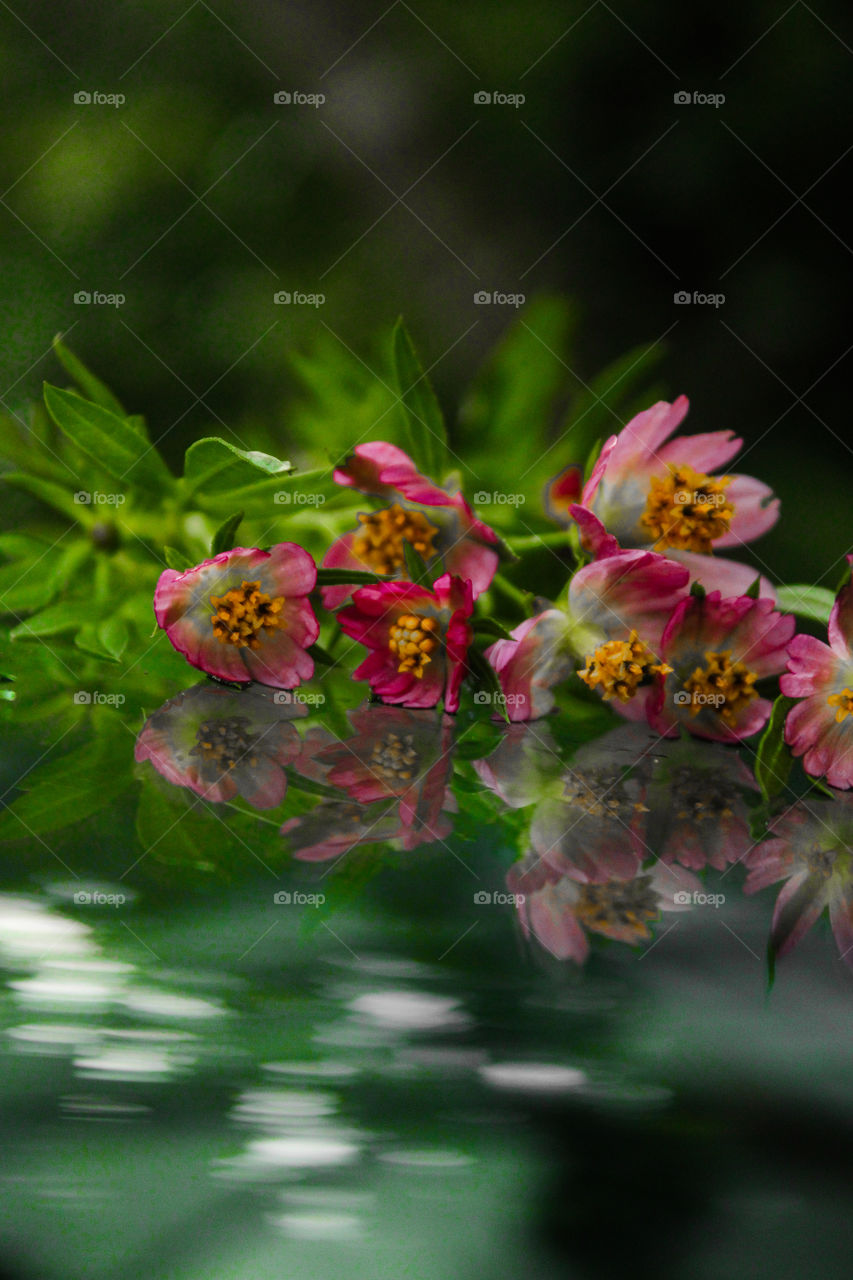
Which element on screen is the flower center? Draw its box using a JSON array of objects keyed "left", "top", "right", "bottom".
[
  {"left": 370, "top": 731, "right": 419, "bottom": 782},
  {"left": 353, "top": 504, "right": 440, "bottom": 576},
  {"left": 575, "top": 875, "right": 659, "bottom": 940},
  {"left": 578, "top": 631, "right": 672, "bottom": 703},
  {"left": 210, "top": 580, "right": 285, "bottom": 649},
  {"left": 190, "top": 718, "right": 259, "bottom": 770},
  {"left": 671, "top": 766, "right": 735, "bottom": 823},
  {"left": 388, "top": 613, "right": 440, "bottom": 678},
  {"left": 640, "top": 463, "right": 734, "bottom": 553},
  {"left": 803, "top": 844, "right": 839, "bottom": 879},
  {"left": 827, "top": 687, "right": 853, "bottom": 722},
  {"left": 681, "top": 650, "right": 758, "bottom": 728}
]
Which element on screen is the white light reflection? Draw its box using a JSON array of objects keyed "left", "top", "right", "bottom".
[
  {"left": 348, "top": 990, "right": 469, "bottom": 1033},
  {"left": 478, "top": 1062, "right": 588, "bottom": 1093}
]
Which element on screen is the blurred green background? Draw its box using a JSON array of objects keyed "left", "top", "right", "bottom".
[{"left": 2, "top": 0, "right": 851, "bottom": 579}]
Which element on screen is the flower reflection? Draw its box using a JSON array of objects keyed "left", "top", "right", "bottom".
[
  {"left": 283, "top": 703, "right": 457, "bottom": 859},
  {"left": 745, "top": 794, "right": 853, "bottom": 966},
  {"left": 135, "top": 682, "right": 306, "bottom": 809}
]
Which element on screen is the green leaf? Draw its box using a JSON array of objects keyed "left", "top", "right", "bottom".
[
  {"left": 52, "top": 334, "right": 125, "bottom": 416},
  {"left": 314, "top": 567, "right": 388, "bottom": 588},
  {"left": 402, "top": 538, "right": 432, "bottom": 586},
  {"left": 135, "top": 784, "right": 210, "bottom": 867},
  {"left": 43, "top": 384, "right": 173, "bottom": 496},
  {"left": 776, "top": 584, "right": 836, "bottom": 625},
  {"left": 391, "top": 318, "right": 448, "bottom": 482},
  {"left": 97, "top": 615, "right": 130, "bottom": 660},
  {"left": 473, "top": 618, "right": 514, "bottom": 642},
  {"left": 466, "top": 647, "right": 509, "bottom": 723},
  {"left": 211, "top": 510, "right": 244, "bottom": 557},
  {"left": 183, "top": 437, "right": 292, "bottom": 496},
  {"left": 2, "top": 472, "right": 82, "bottom": 521},
  {"left": 75, "top": 622, "right": 121, "bottom": 661},
  {"left": 745, "top": 575, "right": 762, "bottom": 600},
  {"left": 0, "top": 731, "right": 134, "bottom": 839},
  {"left": 9, "top": 601, "right": 81, "bottom": 639},
  {"left": 164, "top": 546, "right": 192, "bottom": 572},
  {"left": 754, "top": 694, "right": 796, "bottom": 802},
  {"left": 690, "top": 580, "right": 707, "bottom": 600}
]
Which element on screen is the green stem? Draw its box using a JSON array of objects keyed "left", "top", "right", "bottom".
[
  {"left": 505, "top": 531, "right": 575, "bottom": 552},
  {"left": 491, "top": 573, "right": 529, "bottom": 608}
]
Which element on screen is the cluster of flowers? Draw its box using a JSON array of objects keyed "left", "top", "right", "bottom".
[{"left": 153, "top": 399, "right": 853, "bottom": 789}]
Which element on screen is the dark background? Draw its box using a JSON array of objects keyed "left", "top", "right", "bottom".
[{"left": 2, "top": 0, "right": 851, "bottom": 583}]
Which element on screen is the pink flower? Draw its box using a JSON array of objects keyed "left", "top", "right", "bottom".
[
  {"left": 337, "top": 574, "right": 473, "bottom": 711},
  {"left": 507, "top": 854, "right": 700, "bottom": 963},
  {"left": 781, "top": 560, "right": 853, "bottom": 789},
  {"left": 308, "top": 703, "right": 456, "bottom": 844},
  {"left": 484, "top": 611, "right": 576, "bottom": 722},
  {"left": 562, "top": 396, "right": 779, "bottom": 597},
  {"left": 322, "top": 443, "right": 499, "bottom": 607},
  {"left": 154, "top": 544, "right": 319, "bottom": 687},
  {"left": 134, "top": 683, "right": 304, "bottom": 809},
  {"left": 744, "top": 796, "right": 853, "bottom": 966},
  {"left": 647, "top": 591, "right": 795, "bottom": 741}
]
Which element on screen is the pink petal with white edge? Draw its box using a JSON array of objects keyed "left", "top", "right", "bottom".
[
  {"left": 656, "top": 429, "right": 742, "bottom": 473},
  {"left": 771, "top": 869, "right": 829, "bottom": 956},
  {"left": 781, "top": 634, "right": 839, "bottom": 698},
  {"left": 526, "top": 887, "right": 590, "bottom": 963},
  {"left": 828, "top": 563, "right": 853, "bottom": 660},
  {"left": 595, "top": 396, "right": 691, "bottom": 484},
  {"left": 568, "top": 504, "right": 622, "bottom": 559},
  {"left": 714, "top": 475, "right": 780, "bottom": 547},
  {"left": 672, "top": 551, "right": 776, "bottom": 602}
]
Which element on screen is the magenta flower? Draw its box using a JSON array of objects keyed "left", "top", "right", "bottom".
[
  {"left": 308, "top": 703, "right": 456, "bottom": 844},
  {"left": 647, "top": 591, "right": 795, "bottom": 742},
  {"left": 744, "top": 797, "right": 853, "bottom": 966},
  {"left": 484, "top": 610, "right": 576, "bottom": 722},
  {"left": 507, "top": 854, "right": 700, "bottom": 963},
  {"left": 781, "top": 562, "right": 853, "bottom": 789},
  {"left": 322, "top": 442, "right": 499, "bottom": 607},
  {"left": 337, "top": 574, "right": 473, "bottom": 711},
  {"left": 134, "top": 683, "right": 304, "bottom": 809},
  {"left": 561, "top": 396, "right": 779, "bottom": 597},
  {"left": 154, "top": 544, "right": 319, "bottom": 688}
]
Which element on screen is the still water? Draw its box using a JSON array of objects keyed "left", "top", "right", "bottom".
[{"left": 3, "top": 679, "right": 853, "bottom": 1279}]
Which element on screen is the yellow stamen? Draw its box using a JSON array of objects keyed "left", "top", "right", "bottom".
[
  {"left": 575, "top": 876, "right": 659, "bottom": 942},
  {"left": 388, "top": 612, "right": 439, "bottom": 678},
  {"left": 353, "top": 504, "right": 440, "bottom": 576},
  {"left": 371, "top": 732, "right": 419, "bottom": 783},
  {"left": 640, "top": 463, "right": 734, "bottom": 553},
  {"left": 681, "top": 650, "right": 758, "bottom": 727},
  {"left": 210, "top": 580, "right": 285, "bottom": 650},
  {"left": 578, "top": 630, "right": 672, "bottom": 703},
  {"left": 828, "top": 688, "right": 853, "bottom": 723}
]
